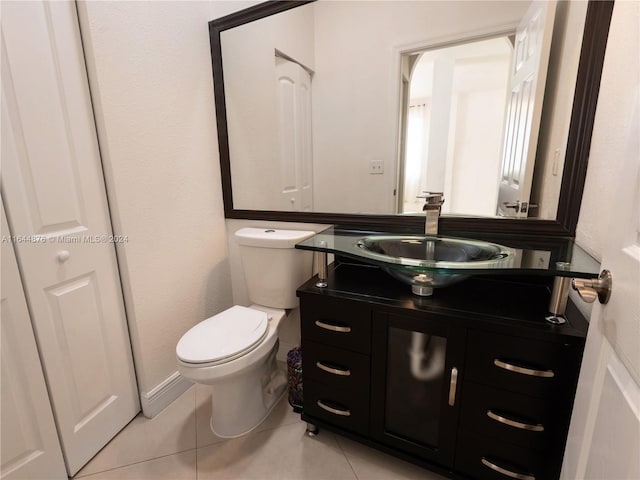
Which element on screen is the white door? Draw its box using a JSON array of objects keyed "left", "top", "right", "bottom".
[
  {"left": 561, "top": 2, "right": 640, "bottom": 478},
  {"left": 275, "top": 56, "right": 314, "bottom": 212},
  {"left": 1, "top": 1, "right": 139, "bottom": 475},
  {"left": 1, "top": 201, "right": 67, "bottom": 480},
  {"left": 497, "top": 1, "right": 556, "bottom": 217}
]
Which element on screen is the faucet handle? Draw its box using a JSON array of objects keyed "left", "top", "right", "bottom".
[{"left": 417, "top": 191, "right": 444, "bottom": 206}]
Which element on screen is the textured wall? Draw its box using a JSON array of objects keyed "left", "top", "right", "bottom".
[
  {"left": 575, "top": 1, "right": 638, "bottom": 261},
  {"left": 78, "top": 1, "right": 240, "bottom": 400}
]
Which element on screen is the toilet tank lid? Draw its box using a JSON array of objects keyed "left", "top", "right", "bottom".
[{"left": 234, "top": 228, "right": 315, "bottom": 248}]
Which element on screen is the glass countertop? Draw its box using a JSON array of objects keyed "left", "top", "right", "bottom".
[{"left": 295, "top": 226, "right": 601, "bottom": 278}]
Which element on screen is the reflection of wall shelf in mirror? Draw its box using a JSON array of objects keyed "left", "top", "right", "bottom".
[{"left": 296, "top": 226, "right": 602, "bottom": 323}]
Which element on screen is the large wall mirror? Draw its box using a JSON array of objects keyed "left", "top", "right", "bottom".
[{"left": 210, "top": 0, "right": 613, "bottom": 236}]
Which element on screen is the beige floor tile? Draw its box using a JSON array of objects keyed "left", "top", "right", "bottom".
[
  {"left": 75, "top": 386, "right": 196, "bottom": 477},
  {"left": 336, "top": 436, "right": 448, "bottom": 480},
  {"left": 195, "top": 383, "right": 300, "bottom": 448},
  {"left": 196, "top": 422, "right": 357, "bottom": 480},
  {"left": 77, "top": 450, "right": 196, "bottom": 480}
]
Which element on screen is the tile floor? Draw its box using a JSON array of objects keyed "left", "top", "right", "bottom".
[{"left": 73, "top": 384, "right": 448, "bottom": 480}]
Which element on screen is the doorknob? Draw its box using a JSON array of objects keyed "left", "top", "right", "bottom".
[
  {"left": 56, "top": 250, "right": 71, "bottom": 263},
  {"left": 572, "top": 270, "right": 612, "bottom": 304}
]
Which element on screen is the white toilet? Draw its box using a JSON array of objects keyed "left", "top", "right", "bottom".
[{"left": 176, "top": 227, "right": 315, "bottom": 438}]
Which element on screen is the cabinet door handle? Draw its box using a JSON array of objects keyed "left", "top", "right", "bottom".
[
  {"left": 487, "top": 410, "right": 545, "bottom": 432},
  {"left": 315, "top": 320, "right": 351, "bottom": 333},
  {"left": 448, "top": 367, "right": 458, "bottom": 406},
  {"left": 494, "top": 359, "right": 555, "bottom": 378},
  {"left": 481, "top": 457, "right": 535, "bottom": 480},
  {"left": 316, "top": 361, "right": 351, "bottom": 376},
  {"left": 317, "top": 400, "right": 351, "bottom": 417}
]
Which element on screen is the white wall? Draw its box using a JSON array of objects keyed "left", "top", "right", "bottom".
[
  {"left": 575, "top": 1, "right": 637, "bottom": 262},
  {"left": 78, "top": 1, "right": 250, "bottom": 415}
]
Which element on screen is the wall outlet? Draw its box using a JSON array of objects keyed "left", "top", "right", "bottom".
[{"left": 369, "top": 160, "right": 384, "bottom": 174}]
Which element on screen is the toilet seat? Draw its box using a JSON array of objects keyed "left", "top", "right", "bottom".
[{"left": 176, "top": 306, "right": 268, "bottom": 365}]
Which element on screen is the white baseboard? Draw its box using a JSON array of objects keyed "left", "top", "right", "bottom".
[{"left": 140, "top": 371, "right": 193, "bottom": 418}]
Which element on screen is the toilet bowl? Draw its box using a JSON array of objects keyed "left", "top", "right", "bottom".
[
  {"left": 177, "top": 305, "right": 288, "bottom": 438},
  {"left": 176, "top": 228, "right": 314, "bottom": 438}
]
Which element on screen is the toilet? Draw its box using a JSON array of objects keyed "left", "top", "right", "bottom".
[{"left": 176, "top": 227, "right": 315, "bottom": 438}]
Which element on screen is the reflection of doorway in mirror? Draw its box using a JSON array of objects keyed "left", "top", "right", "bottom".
[
  {"left": 275, "top": 55, "right": 314, "bottom": 212},
  {"left": 400, "top": 36, "right": 513, "bottom": 216}
]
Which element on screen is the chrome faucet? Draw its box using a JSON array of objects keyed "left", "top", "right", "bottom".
[{"left": 418, "top": 192, "right": 444, "bottom": 235}]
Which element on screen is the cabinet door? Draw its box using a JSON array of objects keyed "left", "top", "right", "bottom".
[
  {"left": 1, "top": 203, "right": 67, "bottom": 479},
  {"left": 370, "top": 311, "right": 466, "bottom": 467}
]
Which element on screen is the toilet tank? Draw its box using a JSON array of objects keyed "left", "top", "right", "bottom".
[{"left": 235, "top": 228, "right": 315, "bottom": 309}]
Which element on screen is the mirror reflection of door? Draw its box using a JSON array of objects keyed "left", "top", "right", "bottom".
[
  {"left": 399, "top": 36, "right": 514, "bottom": 216},
  {"left": 275, "top": 55, "right": 314, "bottom": 212},
  {"left": 497, "top": 1, "right": 556, "bottom": 218}
]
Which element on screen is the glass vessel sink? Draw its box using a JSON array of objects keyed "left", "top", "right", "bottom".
[
  {"left": 356, "top": 235, "right": 514, "bottom": 296},
  {"left": 295, "top": 226, "right": 602, "bottom": 297}
]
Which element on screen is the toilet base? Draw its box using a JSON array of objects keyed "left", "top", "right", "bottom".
[{"left": 208, "top": 342, "right": 287, "bottom": 438}]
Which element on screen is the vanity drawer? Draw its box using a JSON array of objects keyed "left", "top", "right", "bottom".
[
  {"left": 466, "top": 330, "right": 581, "bottom": 398},
  {"left": 303, "top": 379, "right": 369, "bottom": 436},
  {"left": 455, "top": 432, "right": 557, "bottom": 480},
  {"left": 459, "top": 381, "right": 562, "bottom": 451},
  {"left": 302, "top": 340, "right": 370, "bottom": 390},
  {"left": 300, "top": 295, "right": 371, "bottom": 354}
]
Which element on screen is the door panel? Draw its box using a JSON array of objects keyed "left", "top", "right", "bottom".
[
  {"left": 498, "top": 1, "right": 556, "bottom": 217},
  {"left": 583, "top": 353, "right": 640, "bottom": 479},
  {"left": 1, "top": 202, "right": 67, "bottom": 480},
  {"left": 275, "top": 56, "right": 314, "bottom": 212},
  {"left": 1, "top": 1, "right": 139, "bottom": 475}
]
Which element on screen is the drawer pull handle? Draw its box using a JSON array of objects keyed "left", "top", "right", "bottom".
[
  {"left": 316, "top": 361, "right": 351, "bottom": 376},
  {"left": 448, "top": 367, "right": 458, "bottom": 406},
  {"left": 317, "top": 400, "right": 351, "bottom": 417},
  {"left": 481, "top": 457, "right": 535, "bottom": 480},
  {"left": 487, "top": 410, "right": 545, "bottom": 432},
  {"left": 494, "top": 359, "right": 555, "bottom": 378},
  {"left": 315, "top": 320, "right": 351, "bottom": 333}
]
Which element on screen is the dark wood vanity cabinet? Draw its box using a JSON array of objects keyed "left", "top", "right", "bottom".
[{"left": 297, "top": 263, "right": 587, "bottom": 480}]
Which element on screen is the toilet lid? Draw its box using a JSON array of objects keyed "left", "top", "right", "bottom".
[{"left": 176, "top": 306, "right": 268, "bottom": 364}]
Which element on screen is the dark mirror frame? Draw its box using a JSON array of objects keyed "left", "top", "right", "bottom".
[{"left": 209, "top": 0, "right": 613, "bottom": 237}]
